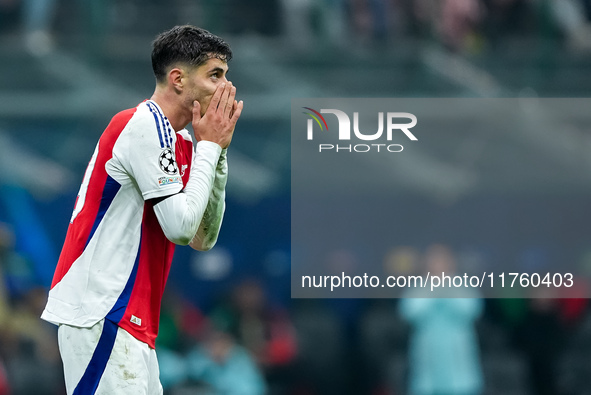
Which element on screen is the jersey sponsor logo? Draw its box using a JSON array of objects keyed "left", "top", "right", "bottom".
[
  {"left": 159, "top": 148, "right": 178, "bottom": 175},
  {"left": 158, "top": 176, "right": 182, "bottom": 187},
  {"left": 130, "top": 315, "right": 142, "bottom": 326}
]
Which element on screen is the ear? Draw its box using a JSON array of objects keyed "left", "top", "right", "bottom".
[{"left": 168, "top": 67, "right": 184, "bottom": 93}]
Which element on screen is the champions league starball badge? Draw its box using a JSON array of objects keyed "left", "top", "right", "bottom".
[{"left": 159, "top": 148, "right": 178, "bottom": 175}]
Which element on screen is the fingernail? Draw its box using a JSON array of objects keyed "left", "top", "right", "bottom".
[{"left": 193, "top": 100, "right": 198, "bottom": 106}]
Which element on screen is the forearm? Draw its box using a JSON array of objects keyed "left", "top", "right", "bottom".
[
  {"left": 189, "top": 149, "right": 228, "bottom": 251},
  {"left": 153, "top": 141, "right": 222, "bottom": 245}
]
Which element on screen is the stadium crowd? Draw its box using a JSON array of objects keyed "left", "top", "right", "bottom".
[
  {"left": 1, "top": 218, "right": 591, "bottom": 394},
  {"left": 1, "top": 0, "right": 591, "bottom": 394},
  {"left": 1, "top": 0, "right": 591, "bottom": 55}
]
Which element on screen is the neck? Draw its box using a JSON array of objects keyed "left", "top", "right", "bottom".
[{"left": 150, "top": 87, "right": 191, "bottom": 132}]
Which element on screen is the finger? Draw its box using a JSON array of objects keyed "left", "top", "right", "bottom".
[
  {"left": 217, "top": 82, "right": 232, "bottom": 114},
  {"left": 230, "top": 100, "right": 237, "bottom": 118},
  {"left": 224, "top": 86, "right": 237, "bottom": 119},
  {"left": 230, "top": 100, "right": 244, "bottom": 124},
  {"left": 192, "top": 100, "right": 201, "bottom": 123},
  {"left": 208, "top": 83, "right": 225, "bottom": 113}
]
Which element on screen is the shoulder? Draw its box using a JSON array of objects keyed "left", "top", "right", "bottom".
[
  {"left": 114, "top": 101, "right": 170, "bottom": 144},
  {"left": 126, "top": 101, "right": 159, "bottom": 130},
  {"left": 102, "top": 106, "right": 140, "bottom": 134},
  {"left": 102, "top": 102, "right": 154, "bottom": 138}
]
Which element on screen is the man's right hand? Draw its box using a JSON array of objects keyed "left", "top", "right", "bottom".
[{"left": 192, "top": 82, "right": 244, "bottom": 149}]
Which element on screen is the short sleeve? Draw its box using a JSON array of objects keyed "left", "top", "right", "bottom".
[{"left": 113, "top": 101, "right": 184, "bottom": 200}]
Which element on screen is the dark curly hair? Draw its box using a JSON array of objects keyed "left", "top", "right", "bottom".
[{"left": 151, "top": 25, "right": 232, "bottom": 83}]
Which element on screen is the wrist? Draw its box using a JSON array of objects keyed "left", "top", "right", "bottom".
[{"left": 195, "top": 140, "right": 223, "bottom": 159}]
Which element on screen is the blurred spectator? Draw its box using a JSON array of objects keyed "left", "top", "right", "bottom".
[
  {"left": 209, "top": 279, "right": 297, "bottom": 393},
  {"left": 480, "top": 0, "right": 533, "bottom": 47},
  {"left": 0, "top": 222, "right": 64, "bottom": 394},
  {"left": 225, "top": 0, "right": 280, "bottom": 36},
  {"left": 186, "top": 328, "right": 267, "bottom": 395},
  {"left": 358, "top": 299, "right": 409, "bottom": 394},
  {"left": 350, "top": 0, "right": 390, "bottom": 41},
  {"left": 0, "top": 364, "right": 7, "bottom": 395},
  {"left": 0, "top": 222, "right": 36, "bottom": 299},
  {"left": 155, "top": 287, "right": 269, "bottom": 394},
  {"left": 438, "top": 0, "right": 483, "bottom": 51},
  {"left": 156, "top": 290, "right": 209, "bottom": 391},
  {"left": 157, "top": 290, "right": 209, "bottom": 352},
  {"left": 412, "top": 0, "right": 483, "bottom": 52},
  {"left": 0, "top": 223, "right": 13, "bottom": 329},
  {"left": 558, "top": 308, "right": 591, "bottom": 394},
  {"left": 4, "top": 288, "right": 63, "bottom": 395},
  {"left": 0, "top": 224, "right": 12, "bottom": 395},
  {"left": 0, "top": 0, "right": 20, "bottom": 33},
  {"left": 22, "top": 0, "right": 57, "bottom": 55},
  {"left": 514, "top": 293, "right": 566, "bottom": 395},
  {"left": 290, "top": 299, "right": 348, "bottom": 395},
  {"left": 19, "top": 0, "right": 112, "bottom": 57},
  {"left": 280, "top": 0, "right": 348, "bottom": 50},
  {"left": 400, "top": 244, "right": 484, "bottom": 395}
]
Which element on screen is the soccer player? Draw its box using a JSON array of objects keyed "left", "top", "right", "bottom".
[{"left": 40, "top": 25, "right": 243, "bottom": 394}]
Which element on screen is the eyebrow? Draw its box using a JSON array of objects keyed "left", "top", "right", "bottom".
[{"left": 209, "top": 67, "right": 227, "bottom": 74}]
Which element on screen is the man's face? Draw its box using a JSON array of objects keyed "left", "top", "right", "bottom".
[{"left": 183, "top": 57, "right": 229, "bottom": 116}]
